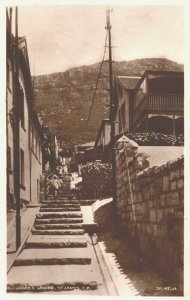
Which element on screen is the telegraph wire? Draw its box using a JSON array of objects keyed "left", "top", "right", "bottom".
[
  {"left": 86, "top": 33, "right": 108, "bottom": 125},
  {"left": 51, "top": 35, "right": 105, "bottom": 102},
  {"left": 55, "top": 28, "right": 102, "bottom": 50}
]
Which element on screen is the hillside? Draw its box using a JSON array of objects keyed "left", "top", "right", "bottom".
[{"left": 33, "top": 58, "right": 183, "bottom": 148}]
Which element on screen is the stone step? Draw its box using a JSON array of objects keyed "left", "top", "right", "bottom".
[
  {"left": 42, "top": 200, "right": 79, "bottom": 204},
  {"left": 34, "top": 224, "right": 83, "bottom": 230},
  {"left": 26, "top": 234, "right": 88, "bottom": 242},
  {"left": 32, "top": 229, "right": 85, "bottom": 235},
  {"left": 35, "top": 218, "right": 83, "bottom": 224},
  {"left": 7, "top": 265, "right": 99, "bottom": 290},
  {"left": 80, "top": 200, "right": 97, "bottom": 205},
  {"left": 40, "top": 207, "right": 81, "bottom": 212},
  {"left": 14, "top": 257, "right": 91, "bottom": 266},
  {"left": 46, "top": 196, "right": 71, "bottom": 200},
  {"left": 7, "top": 281, "right": 97, "bottom": 292},
  {"left": 25, "top": 240, "right": 87, "bottom": 248},
  {"left": 36, "top": 212, "right": 82, "bottom": 219},
  {"left": 14, "top": 247, "right": 92, "bottom": 266},
  {"left": 41, "top": 203, "right": 80, "bottom": 208}
]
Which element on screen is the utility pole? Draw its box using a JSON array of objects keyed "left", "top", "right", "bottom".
[
  {"left": 13, "top": 6, "right": 21, "bottom": 250},
  {"left": 105, "top": 8, "right": 118, "bottom": 227}
]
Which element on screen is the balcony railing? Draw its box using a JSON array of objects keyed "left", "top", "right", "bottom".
[
  {"left": 133, "top": 93, "right": 184, "bottom": 126},
  {"left": 147, "top": 94, "right": 184, "bottom": 111}
]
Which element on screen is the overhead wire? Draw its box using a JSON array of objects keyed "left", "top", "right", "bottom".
[
  {"left": 55, "top": 28, "right": 102, "bottom": 50},
  {"left": 50, "top": 36, "right": 94, "bottom": 106},
  {"left": 86, "top": 33, "right": 108, "bottom": 125},
  {"left": 50, "top": 34, "right": 110, "bottom": 108},
  {"left": 111, "top": 46, "right": 136, "bottom": 222}
]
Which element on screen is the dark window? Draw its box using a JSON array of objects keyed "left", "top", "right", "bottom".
[
  {"left": 7, "top": 63, "right": 10, "bottom": 87},
  {"left": 119, "top": 103, "right": 126, "bottom": 132},
  {"left": 36, "top": 133, "right": 38, "bottom": 156},
  {"left": 33, "top": 130, "right": 36, "bottom": 154},
  {"left": 37, "top": 179, "right": 39, "bottom": 202},
  {"left": 20, "top": 149, "right": 25, "bottom": 186},
  {"left": 38, "top": 141, "right": 41, "bottom": 161},
  {"left": 38, "top": 140, "right": 40, "bottom": 159},
  {"left": 8, "top": 146, "right": 11, "bottom": 170},
  {"left": 148, "top": 76, "right": 184, "bottom": 94},
  {"left": 32, "top": 126, "right": 34, "bottom": 151},
  {"left": 19, "top": 84, "right": 25, "bottom": 128}
]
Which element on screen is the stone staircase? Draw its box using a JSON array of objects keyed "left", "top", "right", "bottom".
[
  {"left": 59, "top": 174, "right": 72, "bottom": 195},
  {"left": 7, "top": 194, "right": 106, "bottom": 294}
]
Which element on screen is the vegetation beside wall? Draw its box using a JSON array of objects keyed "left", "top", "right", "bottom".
[
  {"left": 81, "top": 161, "right": 112, "bottom": 199},
  {"left": 126, "top": 132, "right": 184, "bottom": 146}
]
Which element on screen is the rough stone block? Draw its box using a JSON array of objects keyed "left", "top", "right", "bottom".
[
  {"left": 148, "top": 200, "right": 153, "bottom": 209},
  {"left": 179, "top": 189, "right": 184, "bottom": 204},
  {"left": 141, "top": 214, "right": 147, "bottom": 222},
  {"left": 155, "top": 177, "right": 163, "bottom": 194},
  {"left": 145, "top": 187, "right": 150, "bottom": 200},
  {"left": 135, "top": 203, "right": 141, "bottom": 213},
  {"left": 175, "top": 211, "right": 184, "bottom": 223},
  {"left": 171, "top": 181, "right": 177, "bottom": 191},
  {"left": 133, "top": 193, "right": 137, "bottom": 203},
  {"left": 153, "top": 196, "right": 159, "bottom": 209},
  {"left": 138, "top": 192, "right": 142, "bottom": 202},
  {"left": 165, "top": 207, "right": 175, "bottom": 218},
  {"left": 166, "top": 191, "right": 180, "bottom": 206},
  {"left": 159, "top": 194, "right": 166, "bottom": 207},
  {"left": 150, "top": 209, "right": 156, "bottom": 222},
  {"left": 141, "top": 202, "right": 147, "bottom": 214},
  {"left": 150, "top": 185, "right": 155, "bottom": 196},
  {"left": 157, "top": 209, "right": 165, "bottom": 223},
  {"left": 177, "top": 179, "right": 183, "bottom": 189},
  {"left": 169, "top": 169, "right": 180, "bottom": 181},
  {"left": 146, "top": 224, "right": 152, "bottom": 236},
  {"left": 163, "top": 175, "right": 170, "bottom": 192},
  {"left": 153, "top": 224, "right": 159, "bottom": 237},
  {"left": 158, "top": 224, "right": 167, "bottom": 238}
]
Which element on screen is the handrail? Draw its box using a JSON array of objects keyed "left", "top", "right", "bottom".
[{"left": 147, "top": 93, "right": 183, "bottom": 110}]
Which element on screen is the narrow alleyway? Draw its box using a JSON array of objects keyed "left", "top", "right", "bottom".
[{"left": 7, "top": 174, "right": 117, "bottom": 295}]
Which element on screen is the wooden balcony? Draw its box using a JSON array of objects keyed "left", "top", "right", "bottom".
[{"left": 133, "top": 93, "right": 184, "bottom": 127}]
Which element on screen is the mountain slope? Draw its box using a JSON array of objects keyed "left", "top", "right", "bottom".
[{"left": 34, "top": 58, "right": 183, "bottom": 147}]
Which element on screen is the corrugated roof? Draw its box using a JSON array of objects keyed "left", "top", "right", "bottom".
[{"left": 118, "top": 76, "right": 140, "bottom": 90}]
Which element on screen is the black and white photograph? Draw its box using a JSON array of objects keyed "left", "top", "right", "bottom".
[{"left": 2, "top": 0, "right": 190, "bottom": 297}]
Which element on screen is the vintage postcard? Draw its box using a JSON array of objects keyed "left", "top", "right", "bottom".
[{"left": 1, "top": 0, "right": 190, "bottom": 298}]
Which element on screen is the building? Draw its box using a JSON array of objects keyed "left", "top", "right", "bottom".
[
  {"left": 130, "top": 70, "right": 184, "bottom": 135},
  {"left": 114, "top": 76, "right": 141, "bottom": 135},
  {"left": 94, "top": 119, "right": 111, "bottom": 162},
  {"left": 94, "top": 70, "right": 184, "bottom": 154},
  {"left": 6, "top": 9, "right": 44, "bottom": 209}
]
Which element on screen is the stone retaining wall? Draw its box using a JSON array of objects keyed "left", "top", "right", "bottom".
[{"left": 115, "top": 138, "right": 184, "bottom": 290}]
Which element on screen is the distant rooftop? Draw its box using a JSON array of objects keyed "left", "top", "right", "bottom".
[{"left": 117, "top": 76, "right": 140, "bottom": 90}]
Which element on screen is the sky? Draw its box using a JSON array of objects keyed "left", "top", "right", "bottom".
[{"left": 16, "top": 5, "right": 184, "bottom": 76}]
